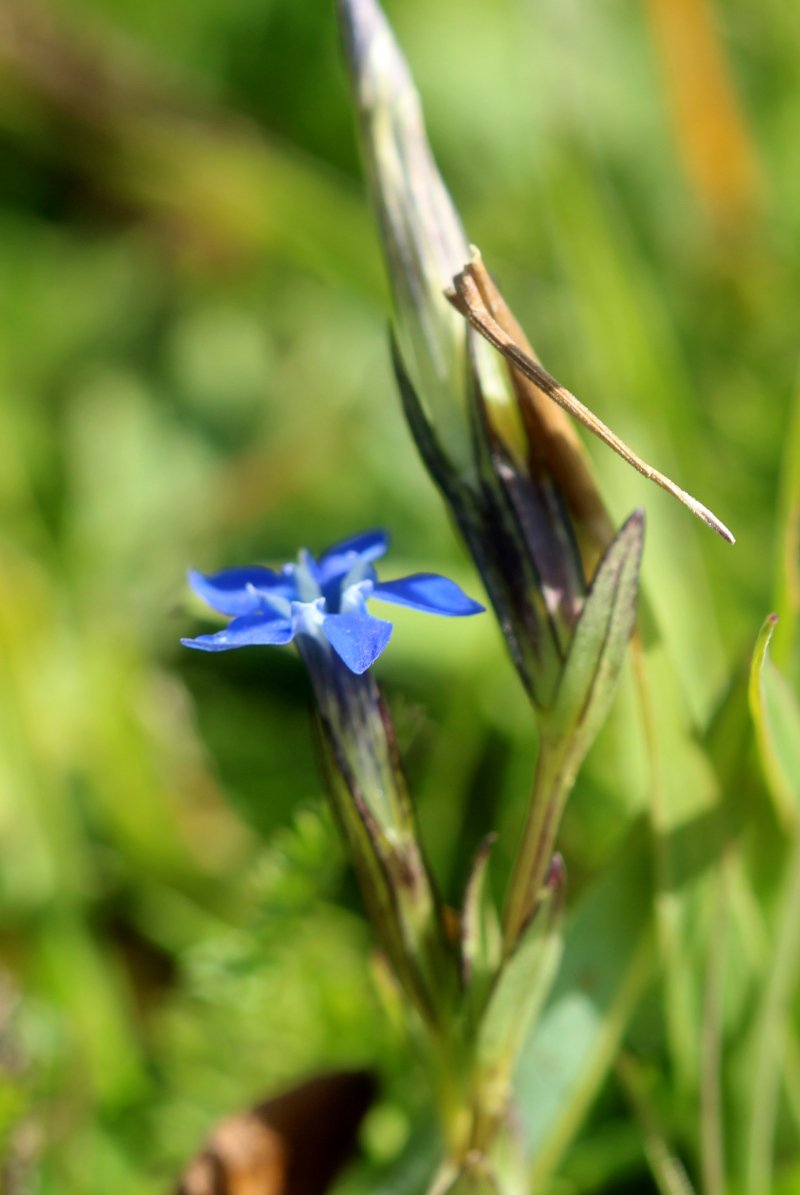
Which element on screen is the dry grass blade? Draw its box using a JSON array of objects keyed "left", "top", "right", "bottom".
[
  {"left": 462, "top": 250, "right": 615, "bottom": 568},
  {"left": 447, "top": 250, "right": 735, "bottom": 545}
]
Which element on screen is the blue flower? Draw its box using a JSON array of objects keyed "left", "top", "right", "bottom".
[{"left": 181, "top": 530, "right": 484, "bottom": 674}]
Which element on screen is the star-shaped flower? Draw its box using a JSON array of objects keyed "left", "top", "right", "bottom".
[{"left": 181, "top": 530, "right": 484, "bottom": 674}]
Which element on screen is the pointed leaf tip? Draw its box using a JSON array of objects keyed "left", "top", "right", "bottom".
[
  {"left": 547, "top": 509, "right": 644, "bottom": 750},
  {"left": 462, "top": 834, "right": 501, "bottom": 1010},
  {"left": 749, "top": 612, "right": 800, "bottom": 829},
  {"left": 475, "top": 879, "right": 563, "bottom": 1093}
]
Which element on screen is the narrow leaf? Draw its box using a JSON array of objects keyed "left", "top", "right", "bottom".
[
  {"left": 476, "top": 869, "right": 564, "bottom": 1119},
  {"left": 501, "top": 512, "right": 644, "bottom": 952},
  {"left": 315, "top": 718, "right": 440, "bottom": 1029},
  {"left": 518, "top": 825, "right": 652, "bottom": 1181},
  {"left": 748, "top": 613, "right": 800, "bottom": 828},
  {"left": 429, "top": 1164, "right": 499, "bottom": 1195},
  {"left": 461, "top": 835, "right": 502, "bottom": 1022},
  {"left": 746, "top": 614, "right": 800, "bottom": 1195},
  {"left": 616, "top": 1053, "right": 698, "bottom": 1195},
  {"left": 547, "top": 509, "right": 645, "bottom": 756}
]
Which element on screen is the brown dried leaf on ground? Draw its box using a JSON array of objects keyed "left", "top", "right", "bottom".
[{"left": 176, "top": 1069, "right": 377, "bottom": 1195}]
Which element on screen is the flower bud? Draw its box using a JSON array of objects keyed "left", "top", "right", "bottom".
[{"left": 338, "top": 0, "right": 597, "bottom": 706}]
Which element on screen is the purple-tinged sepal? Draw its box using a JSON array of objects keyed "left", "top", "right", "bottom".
[{"left": 181, "top": 530, "right": 473, "bottom": 1031}]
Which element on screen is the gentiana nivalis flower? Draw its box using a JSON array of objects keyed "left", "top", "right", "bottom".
[{"left": 181, "top": 530, "right": 484, "bottom": 674}]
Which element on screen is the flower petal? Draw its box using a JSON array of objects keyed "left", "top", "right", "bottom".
[
  {"left": 181, "top": 612, "right": 294, "bottom": 652},
  {"left": 188, "top": 567, "right": 294, "bottom": 617},
  {"left": 321, "top": 612, "right": 393, "bottom": 673},
  {"left": 318, "top": 530, "right": 389, "bottom": 585},
  {"left": 371, "top": 573, "right": 485, "bottom": 616}
]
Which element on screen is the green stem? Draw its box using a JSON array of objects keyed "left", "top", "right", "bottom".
[
  {"left": 700, "top": 848, "right": 729, "bottom": 1195},
  {"left": 431, "top": 1028, "right": 489, "bottom": 1154},
  {"left": 428, "top": 1004, "right": 528, "bottom": 1190},
  {"left": 617, "top": 1052, "right": 697, "bottom": 1195},
  {"left": 502, "top": 734, "right": 572, "bottom": 955}
]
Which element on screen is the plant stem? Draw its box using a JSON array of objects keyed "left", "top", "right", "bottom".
[
  {"left": 700, "top": 847, "right": 729, "bottom": 1195},
  {"left": 502, "top": 735, "right": 571, "bottom": 955},
  {"left": 617, "top": 1052, "right": 697, "bottom": 1195}
]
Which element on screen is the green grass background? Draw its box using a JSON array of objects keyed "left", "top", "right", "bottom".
[{"left": 1, "top": 0, "right": 799, "bottom": 1191}]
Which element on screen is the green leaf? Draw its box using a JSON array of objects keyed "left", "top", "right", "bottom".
[
  {"left": 745, "top": 614, "right": 800, "bottom": 1195},
  {"left": 461, "top": 834, "right": 502, "bottom": 1023},
  {"left": 501, "top": 510, "right": 645, "bottom": 953},
  {"left": 437, "top": 1172, "right": 499, "bottom": 1195},
  {"left": 427, "top": 1159, "right": 500, "bottom": 1195},
  {"left": 772, "top": 377, "right": 800, "bottom": 672},
  {"left": 315, "top": 716, "right": 446, "bottom": 1029},
  {"left": 748, "top": 613, "right": 800, "bottom": 828},
  {"left": 517, "top": 826, "right": 653, "bottom": 1184},
  {"left": 476, "top": 866, "right": 564, "bottom": 1123},
  {"left": 546, "top": 509, "right": 644, "bottom": 761},
  {"left": 616, "top": 1052, "right": 698, "bottom": 1195}
]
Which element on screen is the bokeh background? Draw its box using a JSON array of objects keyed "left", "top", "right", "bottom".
[{"left": 1, "top": 0, "right": 799, "bottom": 1191}]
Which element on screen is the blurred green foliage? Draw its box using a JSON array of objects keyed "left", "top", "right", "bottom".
[{"left": 1, "top": 0, "right": 800, "bottom": 1191}]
